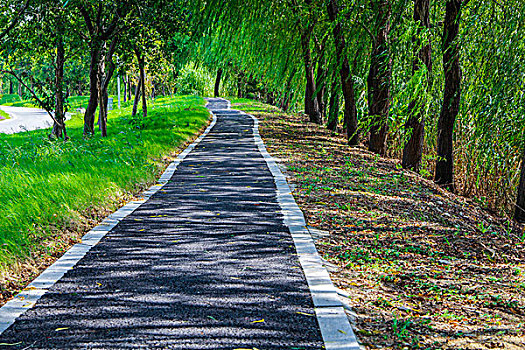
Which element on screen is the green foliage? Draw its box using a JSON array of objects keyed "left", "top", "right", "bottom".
[
  {"left": 0, "top": 94, "right": 21, "bottom": 104},
  {"left": 0, "top": 108, "right": 9, "bottom": 120},
  {"left": 0, "top": 95, "right": 209, "bottom": 271},
  {"left": 175, "top": 64, "right": 214, "bottom": 96}
]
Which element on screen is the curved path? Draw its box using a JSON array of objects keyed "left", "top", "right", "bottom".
[
  {"left": 0, "top": 99, "right": 357, "bottom": 349},
  {"left": 0, "top": 106, "right": 70, "bottom": 134}
]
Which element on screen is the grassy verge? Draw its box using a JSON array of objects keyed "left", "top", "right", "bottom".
[
  {"left": 0, "top": 94, "right": 121, "bottom": 110},
  {"left": 0, "top": 95, "right": 210, "bottom": 304},
  {"left": 231, "top": 98, "right": 525, "bottom": 350},
  {"left": 0, "top": 109, "right": 10, "bottom": 120}
]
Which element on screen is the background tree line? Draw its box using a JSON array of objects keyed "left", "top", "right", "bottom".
[
  {"left": 194, "top": 0, "right": 525, "bottom": 223},
  {"left": 0, "top": 0, "right": 193, "bottom": 138},
  {"left": 0, "top": 0, "right": 524, "bottom": 223}
]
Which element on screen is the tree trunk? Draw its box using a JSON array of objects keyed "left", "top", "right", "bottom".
[
  {"left": 435, "top": 0, "right": 463, "bottom": 190},
  {"left": 123, "top": 73, "right": 127, "bottom": 102},
  {"left": 18, "top": 80, "right": 22, "bottom": 97},
  {"left": 327, "top": 66, "right": 340, "bottom": 131},
  {"left": 327, "top": 89, "right": 340, "bottom": 132},
  {"left": 84, "top": 43, "right": 102, "bottom": 136},
  {"left": 515, "top": 148, "right": 525, "bottom": 222},
  {"left": 98, "top": 38, "right": 118, "bottom": 137},
  {"left": 301, "top": 29, "right": 321, "bottom": 124},
  {"left": 327, "top": 0, "right": 359, "bottom": 145},
  {"left": 214, "top": 68, "right": 222, "bottom": 97},
  {"left": 9, "top": 79, "right": 13, "bottom": 94},
  {"left": 403, "top": 0, "right": 432, "bottom": 171},
  {"left": 368, "top": 0, "right": 392, "bottom": 155},
  {"left": 131, "top": 74, "right": 142, "bottom": 118},
  {"left": 138, "top": 52, "right": 147, "bottom": 118},
  {"left": 127, "top": 74, "right": 132, "bottom": 101},
  {"left": 237, "top": 71, "right": 244, "bottom": 98},
  {"left": 280, "top": 68, "right": 296, "bottom": 112},
  {"left": 51, "top": 28, "right": 67, "bottom": 140},
  {"left": 97, "top": 47, "right": 106, "bottom": 133},
  {"left": 316, "top": 52, "right": 327, "bottom": 122}
]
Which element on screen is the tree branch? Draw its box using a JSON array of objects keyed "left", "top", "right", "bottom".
[
  {"left": 1, "top": 70, "right": 63, "bottom": 127},
  {"left": 0, "top": 0, "right": 31, "bottom": 42},
  {"left": 78, "top": 5, "right": 95, "bottom": 35}
]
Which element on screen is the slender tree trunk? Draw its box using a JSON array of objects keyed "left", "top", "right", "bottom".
[
  {"left": 123, "top": 73, "right": 127, "bottom": 102},
  {"left": 301, "top": 29, "right": 321, "bottom": 124},
  {"left": 98, "top": 38, "right": 118, "bottom": 137},
  {"left": 17, "top": 80, "right": 22, "bottom": 97},
  {"left": 515, "top": 148, "right": 525, "bottom": 222},
  {"left": 127, "top": 74, "right": 132, "bottom": 101},
  {"left": 280, "top": 68, "right": 296, "bottom": 112},
  {"left": 51, "top": 28, "right": 67, "bottom": 140},
  {"left": 132, "top": 74, "right": 142, "bottom": 118},
  {"left": 315, "top": 41, "right": 327, "bottom": 122},
  {"left": 97, "top": 47, "right": 106, "bottom": 132},
  {"left": 435, "top": 0, "right": 463, "bottom": 189},
  {"left": 9, "top": 79, "right": 13, "bottom": 94},
  {"left": 327, "top": 0, "right": 359, "bottom": 145},
  {"left": 214, "top": 68, "right": 222, "bottom": 97},
  {"left": 137, "top": 51, "right": 147, "bottom": 118},
  {"left": 403, "top": 0, "right": 432, "bottom": 171},
  {"left": 368, "top": 0, "right": 392, "bottom": 155},
  {"left": 237, "top": 71, "right": 244, "bottom": 98},
  {"left": 327, "top": 89, "right": 340, "bottom": 132},
  {"left": 84, "top": 43, "right": 102, "bottom": 136},
  {"left": 327, "top": 66, "right": 340, "bottom": 131},
  {"left": 316, "top": 57, "right": 327, "bottom": 123}
]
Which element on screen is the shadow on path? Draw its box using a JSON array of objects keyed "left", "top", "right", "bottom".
[{"left": 0, "top": 99, "right": 323, "bottom": 349}]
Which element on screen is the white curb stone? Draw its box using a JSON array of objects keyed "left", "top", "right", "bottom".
[{"left": 208, "top": 98, "right": 362, "bottom": 350}]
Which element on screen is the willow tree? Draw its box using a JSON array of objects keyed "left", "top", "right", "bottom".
[
  {"left": 402, "top": 0, "right": 431, "bottom": 171},
  {"left": 327, "top": 0, "right": 358, "bottom": 145},
  {"left": 368, "top": 0, "right": 392, "bottom": 155},
  {"left": 434, "top": 0, "right": 464, "bottom": 189}
]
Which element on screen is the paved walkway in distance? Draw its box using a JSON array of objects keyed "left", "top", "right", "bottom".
[
  {"left": 0, "top": 106, "right": 72, "bottom": 134},
  {"left": 0, "top": 99, "right": 324, "bottom": 349}
]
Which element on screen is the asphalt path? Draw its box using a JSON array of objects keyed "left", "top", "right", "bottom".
[
  {"left": 0, "top": 106, "right": 71, "bottom": 134},
  {"left": 0, "top": 99, "right": 324, "bottom": 349}
]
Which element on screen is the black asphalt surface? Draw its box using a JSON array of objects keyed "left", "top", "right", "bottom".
[{"left": 0, "top": 99, "right": 324, "bottom": 349}]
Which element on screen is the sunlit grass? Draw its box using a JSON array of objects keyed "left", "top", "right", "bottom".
[
  {"left": 0, "top": 95, "right": 209, "bottom": 271},
  {"left": 0, "top": 109, "right": 10, "bottom": 120}
]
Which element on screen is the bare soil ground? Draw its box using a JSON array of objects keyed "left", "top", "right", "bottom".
[{"left": 234, "top": 100, "right": 525, "bottom": 350}]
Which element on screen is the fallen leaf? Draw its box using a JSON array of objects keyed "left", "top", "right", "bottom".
[
  {"left": 55, "top": 327, "right": 69, "bottom": 331},
  {"left": 296, "top": 311, "right": 315, "bottom": 316},
  {"left": 251, "top": 319, "right": 265, "bottom": 323}
]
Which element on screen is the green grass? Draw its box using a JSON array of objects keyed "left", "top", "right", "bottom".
[
  {"left": 0, "top": 95, "right": 209, "bottom": 272},
  {"left": 0, "top": 94, "right": 23, "bottom": 105},
  {"left": 229, "top": 97, "right": 277, "bottom": 112},
  {"left": 0, "top": 109, "right": 10, "bottom": 120},
  {"left": 0, "top": 94, "right": 124, "bottom": 110}
]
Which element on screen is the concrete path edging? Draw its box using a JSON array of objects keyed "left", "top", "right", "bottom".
[
  {"left": 210, "top": 98, "right": 362, "bottom": 350},
  {"left": 0, "top": 109, "right": 218, "bottom": 335}
]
